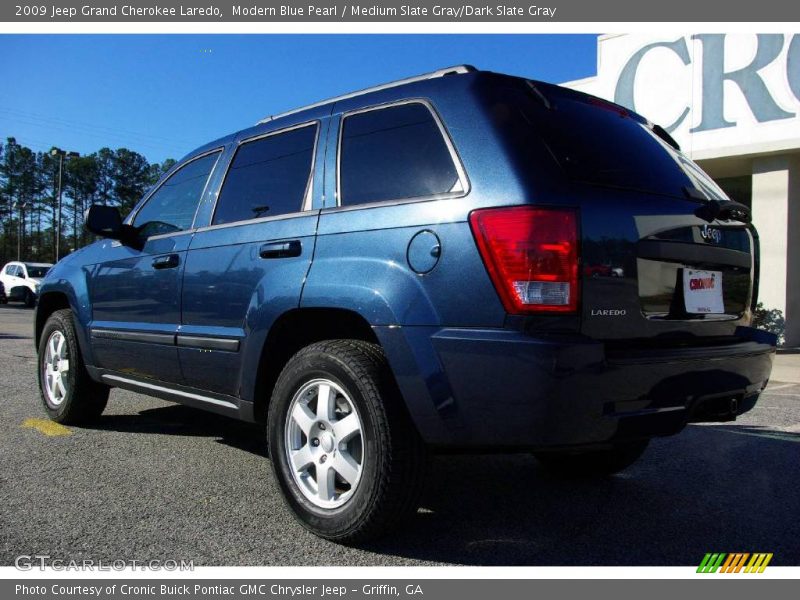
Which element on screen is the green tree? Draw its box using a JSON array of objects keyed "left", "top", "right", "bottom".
[
  {"left": 147, "top": 157, "right": 176, "bottom": 186},
  {"left": 113, "top": 148, "right": 152, "bottom": 216},
  {"left": 0, "top": 141, "right": 10, "bottom": 261},
  {"left": 0, "top": 140, "right": 39, "bottom": 261},
  {"left": 64, "top": 155, "right": 99, "bottom": 249},
  {"left": 13, "top": 146, "right": 40, "bottom": 258},
  {"left": 95, "top": 147, "right": 116, "bottom": 206},
  {"left": 0, "top": 138, "right": 174, "bottom": 264},
  {"left": 38, "top": 149, "right": 62, "bottom": 261}
]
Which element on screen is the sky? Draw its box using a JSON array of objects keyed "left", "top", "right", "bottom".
[{"left": 0, "top": 34, "right": 598, "bottom": 164}]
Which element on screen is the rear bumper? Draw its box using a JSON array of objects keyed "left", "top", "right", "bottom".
[{"left": 382, "top": 325, "right": 776, "bottom": 449}]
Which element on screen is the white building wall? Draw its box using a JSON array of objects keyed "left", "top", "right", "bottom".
[{"left": 751, "top": 157, "right": 790, "bottom": 312}]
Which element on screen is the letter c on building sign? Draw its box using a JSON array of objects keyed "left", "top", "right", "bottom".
[
  {"left": 614, "top": 37, "right": 691, "bottom": 133},
  {"left": 788, "top": 34, "right": 800, "bottom": 103}
]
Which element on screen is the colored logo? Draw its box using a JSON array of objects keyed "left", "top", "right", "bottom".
[
  {"left": 697, "top": 553, "right": 773, "bottom": 573},
  {"left": 689, "top": 274, "right": 717, "bottom": 290}
]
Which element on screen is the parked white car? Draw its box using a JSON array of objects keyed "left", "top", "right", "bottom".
[{"left": 0, "top": 261, "right": 53, "bottom": 307}]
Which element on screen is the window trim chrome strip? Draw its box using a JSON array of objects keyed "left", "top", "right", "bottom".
[
  {"left": 257, "top": 65, "right": 475, "bottom": 124},
  {"left": 192, "top": 209, "right": 317, "bottom": 234}
]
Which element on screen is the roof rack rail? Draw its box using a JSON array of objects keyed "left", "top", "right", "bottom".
[{"left": 257, "top": 65, "right": 477, "bottom": 125}]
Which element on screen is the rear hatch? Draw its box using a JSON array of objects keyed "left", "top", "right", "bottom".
[{"left": 500, "top": 80, "right": 757, "bottom": 344}]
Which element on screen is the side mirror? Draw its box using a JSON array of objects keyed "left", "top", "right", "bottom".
[{"left": 85, "top": 204, "right": 125, "bottom": 239}]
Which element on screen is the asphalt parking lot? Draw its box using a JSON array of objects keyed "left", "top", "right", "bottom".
[{"left": 1, "top": 303, "right": 799, "bottom": 566}]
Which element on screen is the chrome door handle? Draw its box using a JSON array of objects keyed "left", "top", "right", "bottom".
[
  {"left": 152, "top": 254, "right": 180, "bottom": 269},
  {"left": 259, "top": 240, "right": 302, "bottom": 259}
]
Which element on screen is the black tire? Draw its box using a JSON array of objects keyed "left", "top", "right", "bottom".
[
  {"left": 267, "top": 339, "right": 426, "bottom": 543},
  {"left": 534, "top": 440, "right": 649, "bottom": 478},
  {"left": 37, "top": 308, "right": 109, "bottom": 424},
  {"left": 24, "top": 289, "right": 36, "bottom": 308}
]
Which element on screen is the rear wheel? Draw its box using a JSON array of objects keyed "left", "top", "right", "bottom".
[
  {"left": 534, "top": 440, "right": 649, "bottom": 477},
  {"left": 268, "top": 339, "right": 426, "bottom": 543},
  {"left": 37, "top": 309, "right": 109, "bottom": 424}
]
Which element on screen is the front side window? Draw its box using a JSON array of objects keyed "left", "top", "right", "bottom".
[
  {"left": 339, "top": 102, "right": 462, "bottom": 207},
  {"left": 213, "top": 124, "right": 318, "bottom": 225},
  {"left": 133, "top": 151, "right": 220, "bottom": 238}
]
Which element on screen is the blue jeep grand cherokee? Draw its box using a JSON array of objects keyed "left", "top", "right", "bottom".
[{"left": 35, "top": 66, "right": 776, "bottom": 542}]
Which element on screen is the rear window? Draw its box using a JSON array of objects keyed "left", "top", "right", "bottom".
[
  {"left": 339, "top": 102, "right": 463, "bottom": 206},
  {"left": 24, "top": 265, "right": 50, "bottom": 278},
  {"left": 507, "top": 82, "right": 727, "bottom": 200}
]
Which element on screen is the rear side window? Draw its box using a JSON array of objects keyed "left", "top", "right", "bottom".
[
  {"left": 213, "top": 124, "right": 318, "bottom": 225},
  {"left": 339, "top": 102, "right": 462, "bottom": 206},
  {"left": 133, "top": 151, "right": 220, "bottom": 237}
]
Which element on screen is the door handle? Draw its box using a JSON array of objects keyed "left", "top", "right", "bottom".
[
  {"left": 152, "top": 254, "right": 180, "bottom": 269},
  {"left": 259, "top": 240, "right": 302, "bottom": 259}
]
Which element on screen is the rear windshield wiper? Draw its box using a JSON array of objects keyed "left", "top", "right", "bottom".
[
  {"left": 526, "top": 81, "right": 552, "bottom": 110},
  {"left": 693, "top": 197, "right": 752, "bottom": 223}
]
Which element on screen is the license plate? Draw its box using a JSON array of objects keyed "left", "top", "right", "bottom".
[{"left": 683, "top": 269, "right": 724, "bottom": 314}]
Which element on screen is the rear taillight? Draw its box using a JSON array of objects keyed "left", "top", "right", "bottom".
[{"left": 469, "top": 206, "right": 579, "bottom": 314}]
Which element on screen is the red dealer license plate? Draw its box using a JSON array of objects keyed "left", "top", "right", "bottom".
[{"left": 683, "top": 269, "right": 724, "bottom": 314}]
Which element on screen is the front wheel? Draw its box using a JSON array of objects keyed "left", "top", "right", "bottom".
[
  {"left": 534, "top": 440, "right": 650, "bottom": 478},
  {"left": 38, "top": 309, "right": 109, "bottom": 424},
  {"left": 267, "top": 340, "right": 426, "bottom": 543},
  {"left": 24, "top": 289, "right": 36, "bottom": 308}
]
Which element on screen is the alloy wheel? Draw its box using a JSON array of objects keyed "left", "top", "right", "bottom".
[{"left": 284, "top": 378, "right": 365, "bottom": 509}]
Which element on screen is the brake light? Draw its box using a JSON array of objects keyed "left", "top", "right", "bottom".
[
  {"left": 469, "top": 206, "right": 579, "bottom": 314},
  {"left": 586, "top": 96, "right": 630, "bottom": 118}
]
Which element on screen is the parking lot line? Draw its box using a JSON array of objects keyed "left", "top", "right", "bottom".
[
  {"left": 766, "top": 383, "right": 796, "bottom": 391},
  {"left": 22, "top": 417, "right": 72, "bottom": 437},
  {"left": 705, "top": 426, "right": 799, "bottom": 443}
]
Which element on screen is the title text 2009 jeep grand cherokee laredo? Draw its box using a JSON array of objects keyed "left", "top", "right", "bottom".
[{"left": 35, "top": 66, "right": 776, "bottom": 542}]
